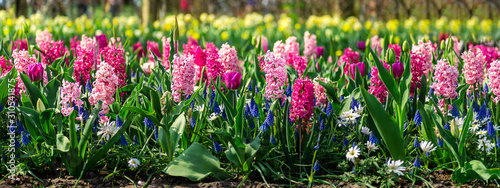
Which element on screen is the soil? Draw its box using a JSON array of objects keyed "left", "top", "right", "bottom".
[{"left": 0, "top": 170, "right": 494, "bottom": 187}]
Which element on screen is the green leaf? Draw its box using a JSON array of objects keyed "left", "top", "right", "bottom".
[
  {"left": 78, "top": 101, "right": 102, "bottom": 157},
  {"left": 470, "top": 160, "right": 500, "bottom": 180},
  {"left": 164, "top": 143, "right": 230, "bottom": 181},
  {"left": 56, "top": 134, "right": 70, "bottom": 152},
  {"left": 122, "top": 106, "right": 161, "bottom": 125},
  {"left": 369, "top": 48, "right": 401, "bottom": 105},
  {"left": 426, "top": 105, "right": 462, "bottom": 167},
  {"left": 43, "top": 79, "right": 61, "bottom": 108},
  {"left": 20, "top": 73, "right": 49, "bottom": 107},
  {"left": 360, "top": 88, "right": 405, "bottom": 160},
  {"left": 169, "top": 113, "right": 186, "bottom": 158}
]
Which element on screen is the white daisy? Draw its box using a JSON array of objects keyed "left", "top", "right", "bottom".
[
  {"left": 128, "top": 158, "right": 140, "bottom": 169},
  {"left": 194, "top": 105, "right": 205, "bottom": 112},
  {"left": 361, "top": 126, "right": 372, "bottom": 135},
  {"left": 365, "top": 141, "right": 379, "bottom": 151},
  {"left": 346, "top": 145, "right": 360, "bottom": 162},
  {"left": 208, "top": 113, "right": 219, "bottom": 122},
  {"left": 340, "top": 110, "right": 360, "bottom": 125},
  {"left": 420, "top": 140, "right": 436, "bottom": 154},
  {"left": 386, "top": 158, "right": 406, "bottom": 176},
  {"left": 469, "top": 123, "right": 480, "bottom": 133},
  {"left": 493, "top": 124, "right": 500, "bottom": 131},
  {"left": 476, "top": 129, "right": 487, "bottom": 138},
  {"left": 97, "top": 121, "right": 120, "bottom": 141},
  {"left": 477, "top": 138, "right": 494, "bottom": 153}
]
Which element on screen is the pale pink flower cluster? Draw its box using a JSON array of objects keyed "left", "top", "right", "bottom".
[
  {"left": 89, "top": 62, "right": 120, "bottom": 115},
  {"left": 370, "top": 35, "right": 383, "bottom": 56},
  {"left": 172, "top": 54, "right": 196, "bottom": 102},
  {"left": 74, "top": 35, "right": 98, "bottom": 83},
  {"left": 410, "top": 40, "right": 434, "bottom": 95},
  {"left": 313, "top": 78, "right": 328, "bottom": 107},
  {"left": 60, "top": 80, "right": 84, "bottom": 116},
  {"left": 273, "top": 40, "right": 288, "bottom": 61},
  {"left": 12, "top": 50, "right": 38, "bottom": 92},
  {"left": 262, "top": 51, "right": 287, "bottom": 100},
  {"left": 303, "top": 31, "right": 317, "bottom": 59},
  {"left": 462, "top": 50, "right": 486, "bottom": 88},
  {"left": 431, "top": 59, "right": 459, "bottom": 99},
  {"left": 487, "top": 60, "right": 500, "bottom": 103},
  {"left": 218, "top": 43, "right": 239, "bottom": 73},
  {"left": 285, "top": 36, "right": 300, "bottom": 56},
  {"left": 162, "top": 37, "right": 171, "bottom": 69}
]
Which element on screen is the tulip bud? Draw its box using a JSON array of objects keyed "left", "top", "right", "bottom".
[
  {"left": 386, "top": 48, "right": 396, "bottom": 65},
  {"left": 392, "top": 61, "right": 404, "bottom": 79},
  {"left": 224, "top": 72, "right": 242, "bottom": 90},
  {"left": 357, "top": 41, "right": 366, "bottom": 51},
  {"left": 27, "top": 63, "right": 44, "bottom": 82},
  {"left": 440, "top": 40, "right": 446, "bottom": 51},
  {"left": 402, "top": 40, "right": 410, "bottom": 53},
  {"left": 251, "top": 36, "right": 257, "bottom": 46},
  {"left": 37, "top": 98, "right": 45, "bottom": 113},
  {"left": 447, "top": 38, "right": 454, "bottom": 52},
  {"left": 141, "top": 61, "right": 156, "bottom": 75},
  {"left": 380, "top": 38, "right": 385, "bottom": 49},
  {"left": 365, "top": 38, "right": 370, "bottom": 49},
  {"left": 316, "top": 46, "right": 324, "bottom": 57},
  {"left": 174, "top": 16, "right": 179, "bottom": 41},
  {"left": 368, "top": 53, "right": 374, "bottom": 62}
]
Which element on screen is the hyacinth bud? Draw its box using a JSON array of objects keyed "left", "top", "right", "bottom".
[
  {"left": 161, "top": 91, "right": 172, "bottom": 114},
  {"left": 447, "top": 38, "right": 454, "bottom": 52},
  {"left": 174, "top": 16, "right": 179, "bottom": 41},
  {"left": 402, "top": 40, "right": 410, "bottom": 53},
  {"left": 37, "top": 98, "right": 46, "bottom": 113},
  {"left": 386, "top": 48, "right": 396, "bottom": 65},
  {"left": 368, "top": 53, "right": 374, "bottom": 62},
  {"left": 440, "top": 40, "right": 446, "bottom": 51},
  {"left": 450, "top": 119, "right": 459, "bottom": 138}
]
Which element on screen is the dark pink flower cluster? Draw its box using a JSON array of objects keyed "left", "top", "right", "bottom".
[
  {"left": 147, "top": 41, "right": 161, "bottom": 62},
  {"left": 162, "top": 37, "right": 171, "bottom": 69},
  {"left": 133, "top": 42, "right": 146, "bottom": 59},
  {"left": 469, "top": 44, "right": 499, "bottom": 71},
  {"left": 100, "top": 43, "right": 126, "bottom": 87},
  {"left": 288, "top": 53, "right": 307, "bottom": 76},
  {"left": 12, "top": 39, "right": 28, "bottom": 51},
  {"left": 36, "top": 30, "right": 67, "bottom": 65},
  {"left": 204, "top": 42, "right": 224, "bottom": 83},
  {"left": 339, "top": 48, "right": 364, "bottom": 79},
  {"left": 368, "top": 62, "right": 391, "bottom": 103},
  {"left": 74, "top": 35, "right": 98, "bottom": 84},
  {"left": 0, "top": 56, "right": 13, "bottom": 78},
  {"left": 95, "top": 34, "right": 108, "bottom": 50},
  {"left": 290, "top": 77, "right": 315, "bottom": 130}
]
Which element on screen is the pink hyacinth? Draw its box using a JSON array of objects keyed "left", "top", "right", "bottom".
[
  {"left": 74, "top": 35, "right": 98, "bottom": 84},
  {"left": 256, "top": 36, "right": 268, "bottom": 52},
  {"left": 218, "top": 43, "right": 239, "bottom": 73},
  {"left": 469, "top": 44, "right": 499, "bottom": 71},
  {"left": 96, "top": 34, "right": 108, "bottom": 50},
  {"left": 70, "top": 36, "right": 80, "bottom": 53},
  {"left": 262, "top": 51, "right": 287, "bottom": 100},
  {"left": 290, "top": 77, "right": 315, "bottom": 130},
  {"left": 410, "top": 40, "right": 434, "bottom": 95},
  {"left": 12, "top": 39, "right": 28, "bottom": 51},
  {"left": 172, "top": 54, "right": 196, "bottom": 102},
  {"left": 0, "top": 56, "right": 12, "bottom": 78},
  {"left": 147, "top": 41, "right": 161, "bottom": 62},
  {"left": 273, "top": 40, "right": 288, "bottom": 62},
  {"left": 450, "top": 36, "right": 463, "bottom": 56},
  {"left": 431, "top": 59, "right": 459, "bottom": 99},
  {"left": 89, "top": 62, "right": 120, "bottom": 115},
  {"left": 193, "top": 46, "right": 206, "bottom": 81},
  {"left": 60, "top": 80, "right": 84, "bottom": 116},
  {"left": 314, "top": 78, "right": 328, "bottom": 107},
  {"left": 288, "top": 53, "right": 307, "bottom": 76},
  {"left": 462, "top": 49, "right": 486, "bottom": 89},
  {"left": 370, "top": 35, "right": 383, "bottom": 56},
  {"left": 339, "top": 48, "right": 363, "bottom": 80},
  {"left": 99, "top": 42, "right": 126, "bottom": 88},
  {"left": 133, "top": 42, "right": 146, "bottom": 59},
  {"left": 162, "top": 37, "right": 171, "bottom": 69},
  {"left": 303, "top": 31, "right": 317, "bottom": 59},
  {"left": 36, "top": 29, "right": 67, "bottom": 65},
  {"left": 13, "top": 50, "right": 37, "bottom": 74},
  {"left": 388, "top": 44, "right": 402, "bottom": 60},
  {"left": 368, "top": 62, "right": 391, "bottom": 103},
  {"left": 204, "top": 42, "right": 223, "bottom": 83},
  {"left": 285, "top": 36, "right": 300, "bottom": 56},
  {"left": 488, "top": 60, "right": 500, "bottom": 103}
]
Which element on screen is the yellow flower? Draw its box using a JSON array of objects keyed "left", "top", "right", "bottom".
[
  {"left": 295, "top": 23, "right": 301, "bottom": 30},
  {"left": 386, "top": 19, "right": 399, "bottom": 32},
  {"left": 365, "top": 20, "right": 372, "bottom": 30},
  {"left": 153, "top": 20, "right": 160, "bottom": 29},
  {"left": 353, "top": 22, "right": 362, "bottom": 31},
  {"left": 66, "top": 21, "right": 73, "bottom": 28},
  {"left": 6, "top": 18, "right": 13, "bottom": 27},
  {"left": 481, "top": 19, "right": 492, "bottom": 33},
  {"left": 241, "top": 31, "right": 250, "bottom": 40},
  {"left": 370, "top": 29, "right": 378, "bottom": 35},
  {"left": 3, "top": 27, "right": 9, "bottom": 36},
  {"left": 125, "top": 29, "right": 133, "bottom": 38},
  {"left": 192, "top": 32, "right": 200, "bottom": 40},
  {"left": 200, "top": 13, "right": 208, "bottom": 23},
  {"left": 394, "top": 36, "right": 401, "bottom": 44},
  {"left": 450, "top": 19, "right": 461, "bottom": 33},
  {"left": 336, "top": 50, "right": 343, "bottom": 57},
  {"left": 221, "top": 31, "right": 229, "bottom": 41}
]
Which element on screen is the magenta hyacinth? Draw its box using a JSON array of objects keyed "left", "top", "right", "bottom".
[
  {"left": 224, "top": 72, "right": 242, "bottom": 90},
  {"left": 100, "top": 42, "right": 126, "bottom": 87},
  {"left": 147, "top": 41, "right": 161, "bottom": 62},
  {"left": 488, "top": 60, "right": 500, "bottom": 103},
  {"left": 285, "top": 36, "right": 300, "bottom": 56},
  {"left": 470, "top": 44, "right": 499, "bottom": 71},
  {"left": 133, "top": 42, "right": 146, "bottom": 59},
  {"left": 95, "top": 34, "right": 108, "bottom": 50},
  {"left": 339, "top": 48, "right": 361, "bottom": 79},
  {"left": 314, "top": 78, "right": 328, "bottom": 108},
  {"left": 0, "top": 56, "right": 13, "bottom": 78},
  {"left": 218, "top": 43, "right": 239, "bottom": 73},
  {"left": 462, "top": 49, "right": 486, "bottom": 89},
  {"left": 304, "top": 31, "right": 317, "bottom": 59},
  {"left": 204, "top": 42, "right": 224, "bottom": 84},
  {"left": 368, "top": 62, "right": 391, "bottom": 103},
  {"left": 288, "top": 53, "right": 307, "bottom": 76},
  {"left": 26, "top": 63, "right": 44, "bottom": 82},
  {"left": 262, "top": 51, "right": 287, "bottom": 100},
  {"left": 172, "top": 54, "right": 196, "bottom": 102},
  {"left": 89, "top": 62, "right": 120, "bottom": 115},
  {"left": 431, "top": 59, "right": 459, "bottom": 99},
  {"left": 193, "top": 46, "right": 206, "bottom": 81},
  {"left": 74, "top": 35, "right": 98, "bottom": 84},
  {"left": 60, "top": 80, "right": 83, "bottom": 116},
  {"left": 162, "top": 37, "right": 171, "bottom": 69},
  {"left": 410, "top": 40, "right": 434, "bottom": 95},
  {"left": 290, "top": 77, "right": 315, "bottom": 130},
  {"left": 12, "top": 39, "right": 28, "bottom": 51},
  {"left": 36, "top": 29, "right": 67, "bottom": 65}
]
